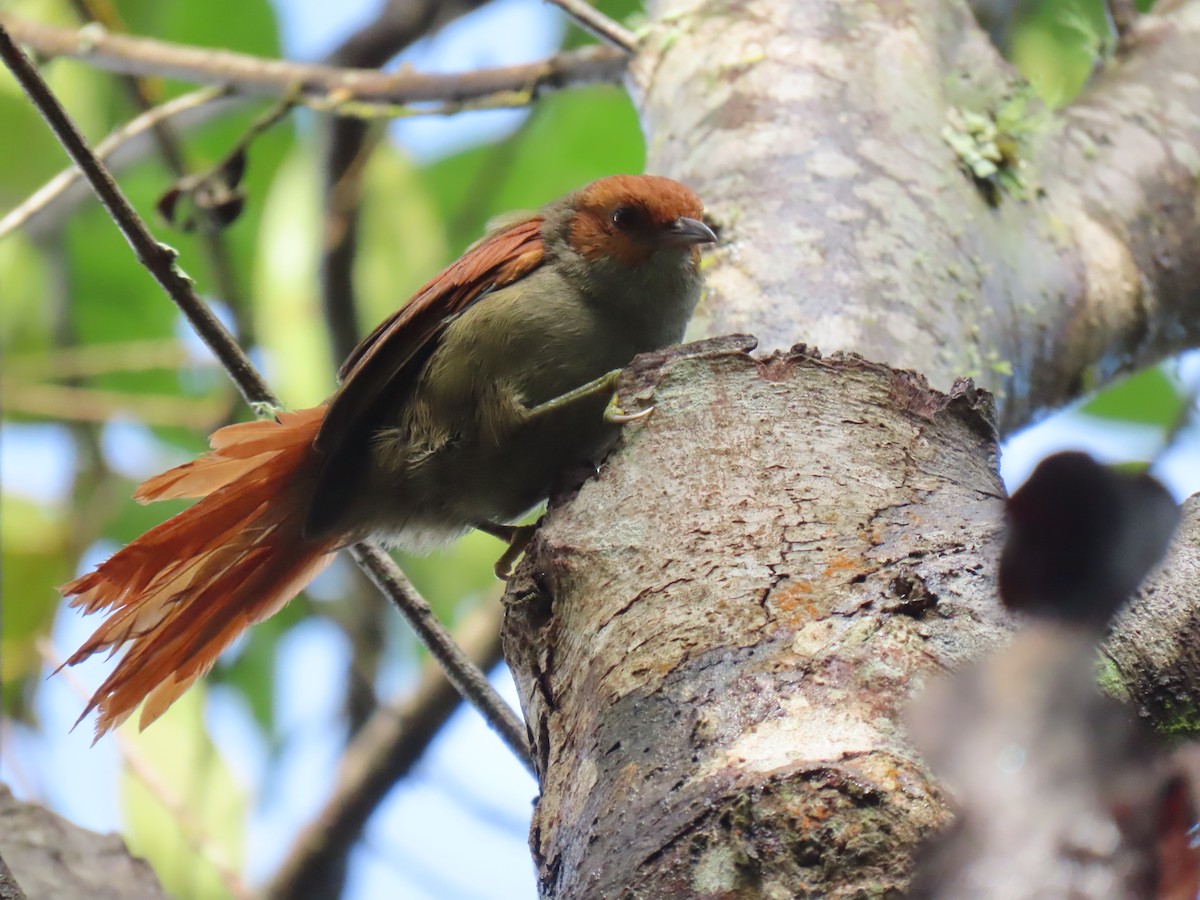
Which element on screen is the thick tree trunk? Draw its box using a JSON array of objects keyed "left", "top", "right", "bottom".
[
  {"left": 504, "top": 339, "right": 1009, "bottom": 896},
  {"left": 503, "top": 0, "right": 1200, "bottom": 896}
]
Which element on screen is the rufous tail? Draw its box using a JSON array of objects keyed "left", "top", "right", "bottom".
[{"left": 60, "top": 406, "right": 338, "bottom": 740}]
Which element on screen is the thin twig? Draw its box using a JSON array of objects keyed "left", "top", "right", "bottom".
[
  {"left": 64, "top": 0, "right": 250, "bottom": 340},
  {"left": 1, "top": 14, "right": 627, "bottom": 109},
  {"left": 350, "top": 544, "right": 532, "bottom": 768},
  {"left": 267, "top": 600, "right": 510, "bottom": 900},
  {"left": 547, "top": 0, "right": 639, "bottom": 53},
  {"left": 2, "top": 338, "right": 208, "bottom": 378},
  {"left": 0, "top": 41, "right": 267, "bottom": 406},
  {"left": 1, "top": 380, "right": 233, "bottom": 427},
  {"left": 0, "top": 21, "right": 532, "bottom": 769},
  {"left": 0, "top": 85, "right": 232, "bottom": 239}
]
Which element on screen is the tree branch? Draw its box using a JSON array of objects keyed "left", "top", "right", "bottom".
[
  {"left": 0, "top": 785, "right": 164, "bottom": 900},
  {"left": 349, "top": 545, "right": 531, "bottom": 767},
  {"left": 0, "top": 21, "right": 531, "bottom": 772},
  {"left": 0, "top": 86, "right": 234, "bottom": 239},
  {"left": 0, "top": 14, "right": 626, "bottom": 111},
  {"left": 267, "top": 599, "right": 509, "bottom": 900},
  {"left": 64, "top": 0, "right": 252, "bottom": 342},
  {"left": 318, "top": 0, "right": 489, "bottom": 371},
  {"left": 631, "top": 0, "right": 1200, "bottom": 434},
  {"left": 502, "top": 339, "right": 1011, "bottom": 895},
  {"left": 0, "top": 26, "right": 272, "bottom": 408},
  {"left": 547, "top": 0, "right": 639, "bottom": 52},
  {"left": 0, "top": 848, "right": 28, "bottom": 900},
  {"left": 0, "top": 381, "right": 233, "bottom": 428}
]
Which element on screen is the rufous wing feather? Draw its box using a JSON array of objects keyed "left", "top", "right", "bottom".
[{"left": 61, "top": 407, "right": 337, "bottom": 740}]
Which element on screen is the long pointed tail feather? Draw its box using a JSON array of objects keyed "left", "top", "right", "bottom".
[{"left": 60, "top": 407, "right": 338, "bottom": 740}]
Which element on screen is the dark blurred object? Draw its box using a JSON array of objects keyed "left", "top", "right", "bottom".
[
  {"left": 910, "top": 452, "right": 1198, "bottom": 899},
  {"left": 1000, "top": 451, "right": 1179, "bottom": 626},
  {"left": 156, "top": 146, "right": 247, "bottom": 233}
]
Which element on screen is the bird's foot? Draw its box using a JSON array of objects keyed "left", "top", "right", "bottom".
[
  {"left": 603, "top": 393, "right": 654, "bottom": 425},
  {"left": 476, "top": 521, "right": 540, "bottom": 579}
]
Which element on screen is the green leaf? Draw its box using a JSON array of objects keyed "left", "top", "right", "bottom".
[
  {"left": 0, "top": 88, "right": 71, "bottom": 212},
  {"left": 1080, "top": 365, "right": 1186, "bottom": 426},
  {"left": 0, "top": 494, "right": 68, "bottom": 716},
  {"left": 120, "top": 688, "right": 247, "bottom": 900},
  {"left": 354, "top": 143, "right": 450, "bottom": 336},
  {"left": 0, "top": 232, "right": 53, "bottom": 356},
  {"left": 117, "top": 0, "right": 281, "bottom": 61},
  {"left": 251, "top": 142, "right": 331, "bottom": 405},
  {"left": 1010, "top": 0, "right": 1111, "bottom": 107}
]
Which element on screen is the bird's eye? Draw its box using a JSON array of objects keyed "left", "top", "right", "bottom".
[{"left": 610, "top": 205, "right": 644, "bottom": 231}]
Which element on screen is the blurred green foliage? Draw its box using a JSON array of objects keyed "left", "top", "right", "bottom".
[{"left": 0, "top": 0, "right": 1189, "bottom": 896}]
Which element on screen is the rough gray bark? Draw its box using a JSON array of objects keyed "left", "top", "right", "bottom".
[
  {"left": 1105, "top": 497, "right": 1200, "bottom": 731},
  {"left": 503, "top": 0, "right": 1200, "bottom": 896},
  {"left": 0, "top": 786, "right": 165, "bottom": 900},
  {"left": 632, "top": 0, "right": 1200, "bottom": 433},
  {"left": 505, "top": 338, "right": 1011, "bottom": 896}
]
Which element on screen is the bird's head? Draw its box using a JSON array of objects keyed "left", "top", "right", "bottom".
[
  {"left": 541, "top": 175, "right": 716, "bottom": 327},
  {"left": 562, "top": 174, "right": 716, "bottom": 268}
]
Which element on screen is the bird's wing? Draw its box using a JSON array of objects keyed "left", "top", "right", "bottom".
[{"left": 305, "top": 215, "right": 545, "bottom": 538}]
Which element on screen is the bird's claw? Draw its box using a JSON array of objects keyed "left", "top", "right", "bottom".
[
  {"left": 486, "top": 523, "right": 538, "bottom": 580},
  {"left": 604, "top": 394, "right": 654, "bottom": 425}
]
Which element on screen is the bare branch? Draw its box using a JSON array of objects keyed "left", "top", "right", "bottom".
[
  {"left": 0, "top": 21, "right": 531, "bottom": 770},
  {"left": 547, "top": 0, "right": 639, "bottom": 53},
  {"left": 0, "top": 86, "right": 233, "bottom": 240},
  {"left": 0, "top": 31, "right": 270, "bottom": 407},
  {"left": 349, "top": 544, "right": 532, "bottom": 768},
  {"left": 267, "top": 600, "right": 510, "bottom": 900},
  {"left": 0, "top": 14, "right": 626, "bottom": 110},
  {"left": 0, "top": 381, "right": 233, "bottom": 428},
  {"left": 4, "top": 339, "right": 210, "bottom": 378},
  {"left": 0, "top": 784, "right": 164, "bottom": 900},
  {"left": 64, "top": 0, "right": 252, "bottom": 340}
]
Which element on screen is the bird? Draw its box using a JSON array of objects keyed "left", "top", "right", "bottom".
[{"left": 58, "top": 173, "right": 717, "bottom": 740}]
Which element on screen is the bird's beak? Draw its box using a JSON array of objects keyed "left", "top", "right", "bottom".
[{"left": 662, "top": 216, "right": 718, "bottom": 247}]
